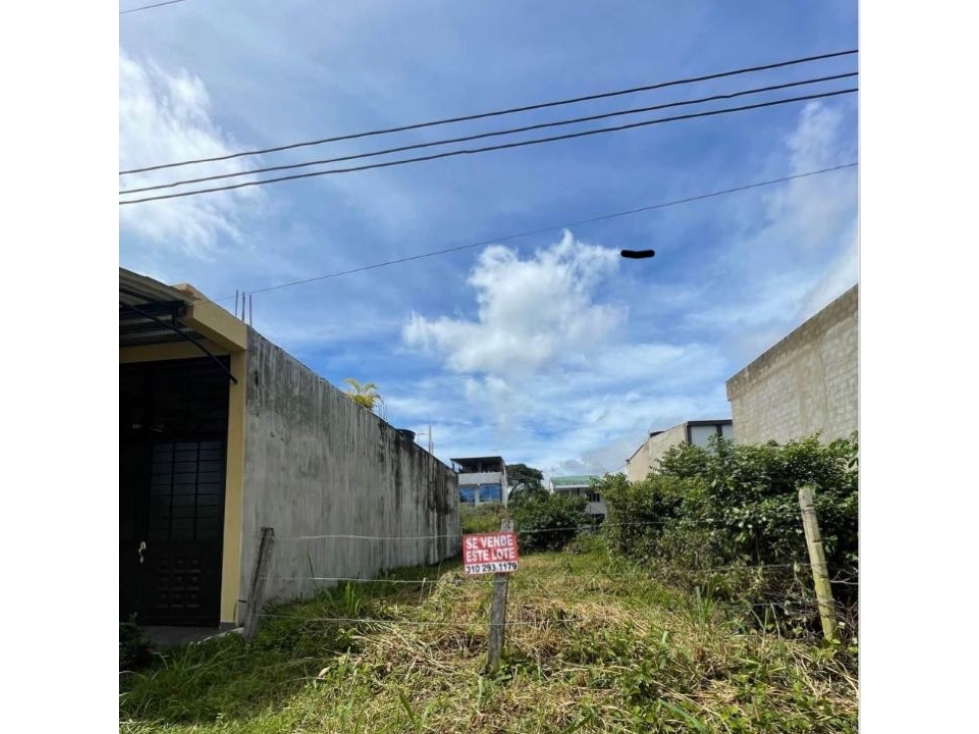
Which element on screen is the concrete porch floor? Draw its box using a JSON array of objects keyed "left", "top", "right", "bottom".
[{"left": 142, "top": 625, "right": 241, "bottom": 649}]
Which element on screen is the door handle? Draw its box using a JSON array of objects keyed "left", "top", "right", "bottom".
[{"left": 138, "top": 541, "right": 147, "bottom": 564}]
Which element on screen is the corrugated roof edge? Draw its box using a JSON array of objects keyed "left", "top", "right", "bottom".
[{"left": 119, "top": 267, "right": 194, "bottom": 306}]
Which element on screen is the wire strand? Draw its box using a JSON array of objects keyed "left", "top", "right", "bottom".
[
  {"left": 266, "top": 562, "right": 814, "bottom": 583},
  {"left": 282, "top": 520, "right": 679, "bottom": 542},
  {"left": 120, "top": 0, "right": 192, "bottom": 15},
  {"left": 118, "top": 87, "right": 856, "bottom": 205},
  {"left": 119, "top": 48, "right": 856, "bottom": 174},
  {"left": 120, "top": 73, "right": 857, "bottom": 195},
  {"left": 270, "top": 577, "right": 435, "bottom": 585},
  {"left": 256, "top": 613, "right": 590, "bottom": 627},
  {"left": 205, "top": 162, "right": 856, "bottom": 301}
]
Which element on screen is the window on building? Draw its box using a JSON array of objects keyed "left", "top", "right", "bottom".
[
  {"left": 587, "top": 491, "right": 601, "bottom": 503},
  {"left": 689, "top": 423, "right": 732, "bottom": 449},
  {"left": 689, "top": 424, "right": 718, "bottom": 447},
  {"left": 479, "top": 483, "right": 502, "bottom": 503}
]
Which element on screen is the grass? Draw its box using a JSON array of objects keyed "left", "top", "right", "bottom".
[
  {"left": 460, "top": 503, "right": 509, "bottom": 534},
  {"left": 120, "top": 544, "right": 857, "bottom": 733}
]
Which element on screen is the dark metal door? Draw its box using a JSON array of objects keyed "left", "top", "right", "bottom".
[
  {"left": 140, "top": 438, "right": 226, "bottom": 625},
  {"left": 120, "top": 433, "right": 150, "bottom": 622},
  {"left": 120, "top": 358, "right": 230, "bottom": 626}
]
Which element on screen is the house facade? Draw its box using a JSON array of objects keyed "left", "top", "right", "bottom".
[
  {"left": 120, "top": 268, "right": 460, "bottom": 629},
  {"left": 625, "top": 419, "right": 733, "bottom": 482},
  {"left": 549, "top": 475, "right": 606, "bottom": 519},
  {"left": 451, "top": 456, "right": 508, "bottom": 507}
]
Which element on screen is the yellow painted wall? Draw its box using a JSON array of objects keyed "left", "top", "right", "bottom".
[
  {"left": 220, "top": 350, "right": 247, "bottom": 624},
  {"left": 119, "top": 341, "right": 228, "bottom": 364}
]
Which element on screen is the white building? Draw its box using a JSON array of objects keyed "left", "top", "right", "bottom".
[
  {"left": 549, "top": 475, "right": 606, "bottom": 519},
  {"left": 625, "top": 419, "right": 733, "bottom": 483}
]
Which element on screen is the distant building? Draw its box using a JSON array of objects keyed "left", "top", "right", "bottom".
[
  {"left": 452, "top": 456, "right": 508, "bottom": 507},
  {"left": 625, "top": 420, "right": 733, "bottom": 483},
  {"left": 549, "top": 475, "right": 606, "bottom": 519},
  {"left": 726, "top": 285, "right": 857, "bottom": 445}
]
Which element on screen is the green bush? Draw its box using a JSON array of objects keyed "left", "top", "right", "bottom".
[
  {"left": 657, "top": 434, "right": 858, "bottom": 571},
  {"left": 599, "top": 434, "right": 859, "bottom": 632},
  {"left": 120, "top": 620, "right": 153, "bottom": 671},
  {"left": 565, "top": 530, "right": 609, "bottom": 556},
  {"left": 511, "top": 492, "right": 588, "bottom": 552},
  {"left": 601, "top": 472, "right": 723, "bottom": 568}
]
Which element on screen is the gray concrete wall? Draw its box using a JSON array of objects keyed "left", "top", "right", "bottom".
[
  {"left": 625, "top": 424, "right": 688, "bottom": 483},
  {"left": 239, "top": 330, "right": 460, "bottom": 616},
  {"left": 726, "top": 285, "right": 858, "bottom": 446}
]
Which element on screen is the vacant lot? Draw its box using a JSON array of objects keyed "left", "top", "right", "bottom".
[{"left": 120, "top": 543, "right": 857, "bottom": 733}]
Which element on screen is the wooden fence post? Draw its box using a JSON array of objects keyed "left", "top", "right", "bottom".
[
  {"left": 797, "top": 486, "right": 839, "bottom": 644},
  {"left": 485, "top": 519, "right": 513, "bottom": 674},
  {"left": 243, "top": 526, "right": 275, "bottom": 643}
]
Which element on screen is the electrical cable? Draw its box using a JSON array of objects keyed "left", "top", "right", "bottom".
[
  {"left": 121, "top": 72, "right": 856, "bottom": 195},
  {"left": 206, "top": 162, "right": 857, "bottom": 301},
  {"left": 119, "top": 49, "right": 857, "bottom": 175},
  {"left": 119, "top": 87, "right": 857, "bottom": 205}
]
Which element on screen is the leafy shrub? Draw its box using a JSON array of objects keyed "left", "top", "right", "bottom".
[
  {"left": 565, "top": 530, "right": 608, "bottom": 556},
  {"left": 657, "top": 434, "right": 858, "bottom": 572},
  {"left": 599, "top": 433, "right": 858, "bottom": 634},
  {"left": 511, "top": 492, "right": 588, "bottom": 552},
  {"left": 507, "top": 485, "right": 550, "bottom": 507},
  {"left": 120, "top": 620, "right": 153, "bottom": 671}
]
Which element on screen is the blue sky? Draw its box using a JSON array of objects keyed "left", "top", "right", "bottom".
[{"left": 119, "top": 0, "right": 858, "bottom": 478}]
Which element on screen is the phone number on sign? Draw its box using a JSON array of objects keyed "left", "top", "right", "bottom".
[{"left": 464, "top": 561, "right": 518, "bottom": 575}]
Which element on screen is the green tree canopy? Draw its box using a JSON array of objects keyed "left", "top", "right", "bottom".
[
  {"left": 506, "top": 463, "right": 544, "bottom": 490},
  {"left": 506, "top": 463, "right": 547, "bottom": 504}
]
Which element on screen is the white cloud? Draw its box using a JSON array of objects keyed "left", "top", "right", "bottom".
[
  {"left": 399, "top": 367, "right": 730, "bottom": 476},
  {"left": 396, "top": 101, "right": 857, "bottom": 476},
  {"left": 701, "top": 100, "right": 858, "bottom": 355},
  {"left": 403, "top": 231, "right": 624, "bottom": 378},
  {"left": 398, "top": 229, "right": 734, "bottom": 473},
  {"left": 797, "top": 220, "right": 858, "bottom": 321},
  {"left": 757, "top": 101, "right": 857, "bottom": 257},
  {"left": 119, "top": 48, "right": 262, "bottom": 257}
]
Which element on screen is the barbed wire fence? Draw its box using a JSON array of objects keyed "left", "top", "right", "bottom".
[{"left": 240, "top": 490, "right": 857, "bottom": 659}]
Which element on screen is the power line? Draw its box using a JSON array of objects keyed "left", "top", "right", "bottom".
[
  {"left": 119, "top": 87, "right": 857, "bottom": 205},
  {"left": 120, "top": 0, "right": 193, "bottom": 15},
  {"left": 119, "top": 49, "right": 857, "bottom": 175},
  {"left": 208, "top": 163, "right": 856, "bottom": 301},
  {"left": 121, "top": 73, "right": 857, "bottom": 195}
]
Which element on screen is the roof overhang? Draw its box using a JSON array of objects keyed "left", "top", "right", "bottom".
[
  {"left": 119, "top": 268, "right": 247, "bottom": 352},
  {"left": 120, "top": 268, "right": 247, "bottom": 382},
  {"left": 120, "top": 270, "right": 194, "bottom": 349},
  {"left": 450, "top": 456, "right": 506, "bottom": 472}
]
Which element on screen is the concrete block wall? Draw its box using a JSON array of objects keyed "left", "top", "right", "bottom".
[
  {"left": 239, "top": 331, "right": 460, "bottom": 614},
  {"left": 726, "top": 285, "right": 858, "bottom": 446}
]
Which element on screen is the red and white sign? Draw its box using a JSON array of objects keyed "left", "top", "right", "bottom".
[{"left": 462, "top": 532, "right": 520, "bottom": 575}]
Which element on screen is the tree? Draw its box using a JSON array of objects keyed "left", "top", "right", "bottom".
[
  {"left": 344, "top": 378, "right": 383, "bottom": 413},
  {"left": 511, "top": 492, "right": 587, "bottom": 551},
  {"left": 506, "top": 463, "right": 547, "bottom": 504}
]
